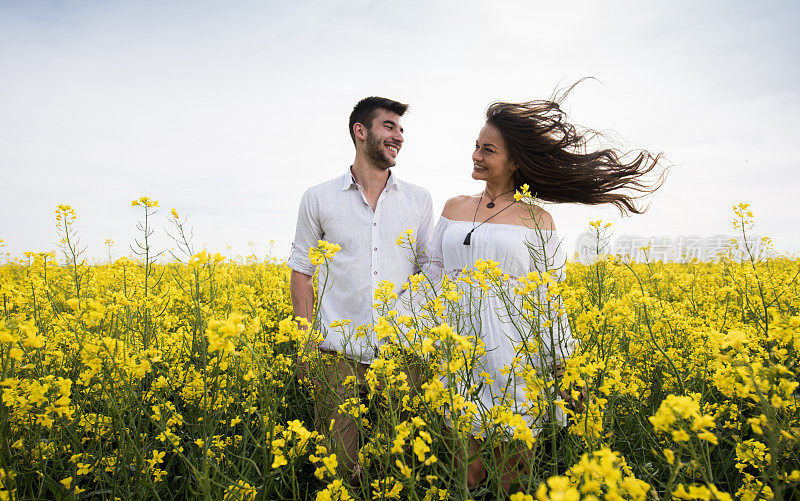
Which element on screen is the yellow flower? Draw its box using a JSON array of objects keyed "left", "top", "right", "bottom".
[
  {"left": 131, "top": 196, "right": 158, "bottom": 207},
  {"left": 697, "top": 431, "right": 718, "bottom": 444},
  {"left": 396, "top": 228, "right": 415, "bottom": 246},
  {"left": 413, "top": 436, "right": 430, "bottom": 462},
  {"left": 514, "top": 183, "right": 532, "bottom": 201},
  {"left": 374, "top": 282, "right": 398, "bottom": 303},
  {"left": 672, "top": 429, "right": 690, "bottom": 442},
  {"left": 673, "top": 483, "right": 732, "bottom": 501},
  {"left": 314, "top": 453, "right": 338, "bottom": 479},
  {"left": 189, "top": 250, "right": 209, "bottom": 269},
  {"left": 224, "top": 480, "right": 257, "bottom": 501},
  {"left": 510, "top": 493, "right": 533, "bottom": 501},
  {"left": 395, "top": 459, "right": 412, "bottom": 478},
  {"left": 309, "top": 240, "right": 341, "bottom": 265},
  {"left": 271, "top": 452, "right": 287, "bottom": 469}
]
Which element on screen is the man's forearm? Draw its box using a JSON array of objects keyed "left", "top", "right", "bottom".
[
  {"left": 291, "top": 270, "right": 318, "bottom": 376},
  {"left": 290, "top": 270, "right": 315, "bottom": 327}
]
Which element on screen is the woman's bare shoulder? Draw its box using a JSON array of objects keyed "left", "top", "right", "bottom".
[
  {"left": 518, "top": 203, "right": 556, "bottom": 231},
  {"left": 441, "top": 195, "right": 475, "bottom": 219}
]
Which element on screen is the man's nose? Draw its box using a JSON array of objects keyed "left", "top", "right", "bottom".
[{"left": 472, "top": 149, "right": 481, "bottom": 162}]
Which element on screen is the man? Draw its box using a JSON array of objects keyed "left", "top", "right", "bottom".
[{"left": 287, "top": 96, "right": 433, "bottom": 475}]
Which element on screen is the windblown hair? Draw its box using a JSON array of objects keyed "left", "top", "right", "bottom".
[
  {"left": 485, "top": 86, "right": 664, "bottom": 214},
  {"left": 349, "top": 96, "right": 409, "bottom": 145}
]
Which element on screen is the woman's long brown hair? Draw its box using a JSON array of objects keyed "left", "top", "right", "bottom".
[{"left": 486, "top": 85, "right": 665, "bottom": 214}]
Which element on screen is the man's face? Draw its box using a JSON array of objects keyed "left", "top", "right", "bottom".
[{"left": 363, "top": 109, "right": 404, "bottom": 170}]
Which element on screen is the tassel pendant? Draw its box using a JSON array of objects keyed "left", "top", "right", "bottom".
[{"left": 463, "top": 230, "right": 473, "bottom": 246}]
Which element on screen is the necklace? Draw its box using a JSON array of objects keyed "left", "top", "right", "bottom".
[
  {"left": 463, "top": 193, "right": 517, "bottom": 245},
  {"left": 484, "top": 189, "right": 515, "bottom": 208}
]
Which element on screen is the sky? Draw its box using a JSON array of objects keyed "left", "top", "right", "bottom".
[{"left": 1, "top": 0, "right": 798, "bottom": 263}]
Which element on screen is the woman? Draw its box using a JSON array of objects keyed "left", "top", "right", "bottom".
[{"left": 423, "top": 90, "right": 663, "bottom": 491}]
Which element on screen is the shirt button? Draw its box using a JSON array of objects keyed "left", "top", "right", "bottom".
[
  {"left": 374, "top": 247, "right": 377, "bottom": 251},
  {"left": 373, "top": 222, "right": 377, "bottom": 226},
  {"left": 373, "top": 271, "right": 378, "bottom": 275}
]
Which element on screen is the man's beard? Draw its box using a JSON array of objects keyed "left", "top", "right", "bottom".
[{"left": 365, "top": 131, "right": 395, "bottom": 171}]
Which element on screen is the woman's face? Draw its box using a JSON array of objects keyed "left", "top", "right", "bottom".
[{"left": 471, "top": 123, "right": 516, "bottom": 186}]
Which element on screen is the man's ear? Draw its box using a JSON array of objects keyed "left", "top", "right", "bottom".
[
  {"left": 510, "top": 162, "right": 519, "bottom": 172},
  {"left": 353, "top": 122, "right": 367, "bottom": 142}
]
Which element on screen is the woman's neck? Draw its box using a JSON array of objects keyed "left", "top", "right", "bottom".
[{"left": 483, "top": 181, "right": 516, "bottom": 201}]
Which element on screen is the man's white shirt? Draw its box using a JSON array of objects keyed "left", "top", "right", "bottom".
[{"left": 287, "top": 168, "right": 433, "bottom": 363}]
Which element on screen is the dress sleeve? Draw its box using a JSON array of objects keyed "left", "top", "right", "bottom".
[
  {"left": 395, "top": 217, "right": 450, "bottom": 317},
  {"left": 527, "top": 228, "right": 567, "bottom": 276},
  {"left": 286, "top": 188, "right": 322, "bottom": 276},
  {"left": 426, "top": 216, "right": 451, "bottom": 279},
  {"left": 530, "top": 230, "right": 575, "bottom": 365}
]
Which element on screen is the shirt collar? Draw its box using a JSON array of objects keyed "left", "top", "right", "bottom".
[
  {"left": 340, "top": 170, "right": 356, "bottom": 191},
  {"left": 340, "top": 166, "right": 402, "bottom": 191}
]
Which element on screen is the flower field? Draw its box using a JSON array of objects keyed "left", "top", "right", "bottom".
[{"left": 0, "top": 201, "right": 798, "bottom": 500}]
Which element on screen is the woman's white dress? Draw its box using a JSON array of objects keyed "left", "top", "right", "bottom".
[{"left": 415, "top": 216, "right": 575, "bottom": 434}]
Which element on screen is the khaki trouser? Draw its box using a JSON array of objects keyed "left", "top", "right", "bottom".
[
  {"left": 311, "top": 350, "right": 419, "bottom": 474},
  {"left": 312, "top": 351, "right": 370, "bottom": 473}
]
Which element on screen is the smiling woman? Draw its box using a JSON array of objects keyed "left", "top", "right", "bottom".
[{"left": 428, "top": 83, "right": 666, "bottom": 491}]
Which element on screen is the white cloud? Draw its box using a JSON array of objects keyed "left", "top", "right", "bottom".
[{"left": 1, "top": 0, "right": 798, "bottom": 262}]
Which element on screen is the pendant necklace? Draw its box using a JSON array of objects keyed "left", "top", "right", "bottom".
[
  {"left": 463, "top": 192, "right": 517, "bottom": 245},
  {"left": 484, "top": 189, "right": 515, "bottom": 208}
]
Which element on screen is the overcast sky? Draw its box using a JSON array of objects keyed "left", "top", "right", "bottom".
[{"left": 1, "top": 0, "right": 798, "bottom": 262}]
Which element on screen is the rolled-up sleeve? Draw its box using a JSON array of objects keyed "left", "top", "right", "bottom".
[{"left": 287, "top": 188, "right": 321, "bottom": 276}]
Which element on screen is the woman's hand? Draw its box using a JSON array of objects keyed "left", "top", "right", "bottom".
[
  {"left": 558, "top": 384, "right": 588, "bottom": 414},
  {"left": 553, "top": 363, "right": 588, "bottom": 414}
]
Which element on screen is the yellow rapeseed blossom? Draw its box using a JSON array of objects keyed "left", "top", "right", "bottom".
[
  {"left": 396, "top": 228, "right": 415, "bottom": 246},
  {"left": 514, "top": 183, "right": 532, "bottom": 201},
  {"left": 131, "top": 196, "right": 159, "bottom": 207},
  {"left": 309, "top": 240, "right": 341, "bottom": 265},
  {"left": 0, "top": 200, "right": 798, "bottom": 499}
]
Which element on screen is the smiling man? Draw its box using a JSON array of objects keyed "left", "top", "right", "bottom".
[{"left": 287, "top": 96, "right": 433, "bottom": 476}]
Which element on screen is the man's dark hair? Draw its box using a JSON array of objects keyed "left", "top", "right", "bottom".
[{"left": 348, "top": 97, "right": 408, "bottom": 145}]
